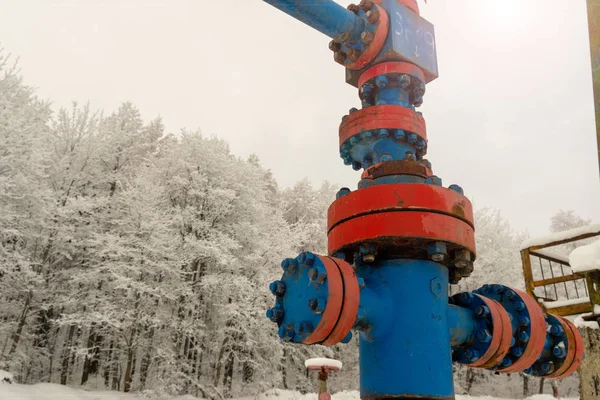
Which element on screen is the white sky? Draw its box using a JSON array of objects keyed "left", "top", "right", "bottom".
[{"left": 1, "top": 0, "right": 599, "bottom": 236}]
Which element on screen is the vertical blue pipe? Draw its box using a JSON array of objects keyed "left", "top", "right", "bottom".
[
  {"left": 263, "top": 0, "right": 365, "bottom": 41},
  {"left": 357, "top": 259, "right": 454, "bottom": 399}
]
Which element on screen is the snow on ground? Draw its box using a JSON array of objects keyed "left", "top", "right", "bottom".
[
  {"left": 520, "top": 224, "right": 600, "bottom": 250},
  {"left": 0, "top": 382, "right": 578, "bottom": 400},
  {"left": 543, "top": 297, "right": 591, "bottom": 309},
  {"left": 570, "top": 239, "right": 600, "bottom": 273}
]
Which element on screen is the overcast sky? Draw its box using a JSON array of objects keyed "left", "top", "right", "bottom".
[{"left": 1, "top": 0, "right": 599, "bottom": 236}]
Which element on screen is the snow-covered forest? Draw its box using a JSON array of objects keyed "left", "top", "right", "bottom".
[{"left": 0, "top": 48, "right": 588, "bottom": 399}]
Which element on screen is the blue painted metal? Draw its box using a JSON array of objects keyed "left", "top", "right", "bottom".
[
  {"left": 387, "top": 1, "right": 438, "bottom": 79},
  {"left": 448, "top": 304, "right": 477, "bottom": 347},
  {"left": 340, "top": 134, "right": 424, "bottom": 170},
  {"left": 263, "top": 0, "right": 365, "bottom": 41},
  {"left": 271, "top": 253, "right": 331, "bottom": 343},
  {"left": 356, "top": 259, "right": 454, "bottom": 399}
]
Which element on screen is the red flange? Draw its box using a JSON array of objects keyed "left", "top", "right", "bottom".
[
  {"left": 496, "top": 288, "right": 546, "bottom": 373},
  {"left": 303, "top": 256, "right": 344, "bottom": 345},
  {"left": 345, "top": 5, "right": 389, "bottom": 70},
  {"left": 328, "top": 183, "right": 474, "bottom": 232},
  {"left": 340, "top": 105, "right": 426, "bottom": 146},
  {"left": 549, "top": 316, "right": 584, "bottom": 379},
  {"left": 328, "top": 211, "right": 476, "bottom": 255},
  {"left": 322, "top": 257, "right": 360, "bottom": 346},
  {"left": 358, "top": 61, "right": 426, "bottom": 88},
  {"left": 545, "top": 315, "right": 577, "bottom": 379},
  {"left": 361, "top": 160, "right": 433, "bottom": 180},
  {"left": 468, "top": 296, "right": 512, "bottom": 368}
]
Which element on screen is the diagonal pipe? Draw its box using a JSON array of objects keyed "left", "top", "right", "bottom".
[{"left": 263, "top": 0, "right": 366, "bottom": 42}]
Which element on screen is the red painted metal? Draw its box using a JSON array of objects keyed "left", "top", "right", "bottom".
[
  {"left": 328, "top": 183, "right": 475, "bottom": 232},
  {"left": 496, "top": 288, "right": 546, "bottom": 373},
  {"left": 339, "top": 105, "right": 427, "bottom": 146},
  {"left": 545, "top": 315, "right": 577, "bottom": 379},
  {"left": 303, "top": 256, "right": 344, "bottom": 344},
  {"left": 551, "top": 316, "right": 584, "bottom": 379},
  {"left": 361, "top": 160, "right": 433, "bottom": 180},
  {"left": 323, "top": 257, "right": 360, "bottom": 345},
  {"left": 328, "top": 211, "right": 476, "bottom": 255},
  {"left": 358, "top": 61, "right": 425, "bottom": 88},
  {"left": 468, "top": 296, "right": 512, "bottom": 368},
  {"left": 345, "top": 5, "right": 389, "bottom": 70}
]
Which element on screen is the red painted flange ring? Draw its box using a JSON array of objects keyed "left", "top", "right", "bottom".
[
  {"left": 358, "top": 61, "right": 426, "bottom": 88},
  {"left": 322, "top": 257, "right": 360, "bottom": 346},
  {"left": 480, "top": 298, "right": 513, "bottom": 368},
  {"left": 339, "top": 105, "right": 426, "bottom": 146},
  {"left": 361, "top": 160, "right": 433, "bottom": 180},
  {"left": 302, "top": 256, "right": 344, "bottom": 344},
  {"left": 550, "top": 316, "right": 584, "bottom": 379},
  {"left": 545, "top": 315, "right": 577, "bottom": 379},
  {"left": 345, "top": 5, "right": 389, "bottom": 70},
  {"left": 468, "top": 296, "right": 512, "bottom": 368},
  {"left": 327, "top": 183, "right": 475, "bottom": 232},
  {"left": 328, "top": 211, "right": 476, "bottom": 256},
  {"left": 496, "top": 288, "right": 546, "bottom": 373}
]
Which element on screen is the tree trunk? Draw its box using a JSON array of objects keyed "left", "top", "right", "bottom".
[
  {"left": 60, "top": 324, "right": 76, "bottom": 385},
  {"left": 223, "top": 351, "right": 234, "bottom": 397},
  {"left": 213, "top": 336, "right": 229, "bottom": 387},
  {"left": 139, "top": 327, "right": 155, "bottom": 390},
  {"left": 9, "top": 290, "right": 33, "bottom": 355},
  {"left": 81, "top": 325, "right": 102, "bottom": 385},
  {"left": 123, "top": 327, "right": 137, "bottom": 392},
  {"left": 539, "top": 378, "right": 545, "bottom": 394},
  {"left": 104, "top": 338, "right": 114, "bottom": 388}
]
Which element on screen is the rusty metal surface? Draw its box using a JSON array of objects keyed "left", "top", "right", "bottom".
[
  {"left": 587, "top": 0, "right": 600, "bottom": 177},
  {"left": 361, "top": 160, "right": 432, "bottom": 180},
  {"left": 533, "top": 274, "right": 585, "bottom": 287},
  {"left": 358, "top": 61, "right": 425, "bottom": 88},
  {"left": 322, "top": 256, "right": 360, "bottom": 345},
  {"left": 327, "top": 183, "right": 474, "bottom": 232},
  {"left": 328, "top": 211, "right": 476, "bottom": 256},
  {"left": 302, "top": 256, "right": 344, "bottom": 344},
  {"left": 339, "top": 105, "right": 427, "bottom": 145}
]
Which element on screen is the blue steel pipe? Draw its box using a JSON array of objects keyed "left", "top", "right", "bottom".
[
  {"left": 263, "top": 0, "right": 366, "bottom": 41},
  {"left": 448, "top": 304, "right": 477, "bottom": 347}
]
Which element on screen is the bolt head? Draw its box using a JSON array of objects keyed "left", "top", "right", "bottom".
[
  {"left": 407, "top": 133, "right": 418, "bottom": 144},
  {"left": 431, "top": 253, "right": 444, "bottom": 262},
  {"left": 448, "top": 184, "right": 464, "bottom": 195},
  {"left": 328, "top": 40, "right": 341, "bottom": 52},
  {"left": 278, "top": 325, "right": 295, "bottom": 342},
  {"left": 518, "top": 316, "right": 530, "bottom": 327},
  {"left": 357, "top": 277, "right": 365, "bottom": 289},
  {"left": 511, "top": 346, "right": 524, "bottom": 357},
  {"left": 359, "top": 0, "right": 374, "bottom": 10},
  {"left": 334, "top": 51, "right": 347, "bottom": 64},
  {"left": 549, "top": 324, "right": 564, "bottom": 336},
  {"left": 380, "top": 154, "right": 392, "bottom": 162},
  {"left": 399, "top": 74, "right": 411, "bottom": 88},
  {"left": 404, "top": 151, "right": 416, "bottom": 161},
  {"left": 347, "top": 48, "right": 361, "bottom": 61},
  {"left": 459, "top": 292, "right": 474, "bottom": 304},
  {"left": 518, "top": 330, "right": 529, "bottom": 343},
  {"left": 360, "top": 30, "right": 374, "bottom": 44},
  {"left": 553, "top": 345, "right": 567, "bottom": 358},
  {"left": 475, "top": 305, "right": 490, "bottom": 317},
  {"left": 477, "top": 330, "right": 492, "bottom": 343},
  {"left": 365, "top": 9, "right": 379, "bottom": 23},
  {"left": 341, "top": 331, "right": 353, "bottom": 344},
  {"left": 394, "top": 130, "right": 406, "bottom": 140},
  {"left": 375, "top": 75, "right": 388, "bottom": 89}
]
